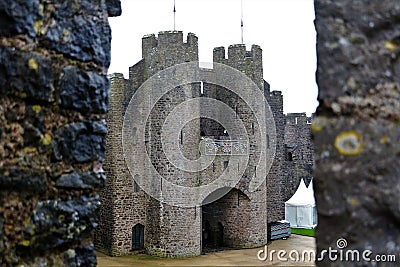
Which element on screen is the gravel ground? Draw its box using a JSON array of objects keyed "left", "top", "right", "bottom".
[{"left": 97, "top": 234, "right": 316, "bottom": 266}]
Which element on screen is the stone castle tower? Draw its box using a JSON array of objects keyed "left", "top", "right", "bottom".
[
  {"left": 95, "top": 31, "right": 307, "bottom": 257},
  {"left": 283, "top": 113, "right": 314, "bottom": 201}
]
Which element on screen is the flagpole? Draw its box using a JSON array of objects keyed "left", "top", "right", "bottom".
[
  {"left": 241, "top": 0, "right": 244, "bottom": 44},
  {"left": 174, "top": 0, "right": 176, "bottom": 31}
]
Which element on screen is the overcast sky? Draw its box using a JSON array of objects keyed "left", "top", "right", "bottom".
[{"left": 108, "top": 0, "right": 319, "bottom": 115}]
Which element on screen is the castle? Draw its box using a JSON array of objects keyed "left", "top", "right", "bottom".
[{"left": 95, "top": 31, "right": 313, "bottom": 257}]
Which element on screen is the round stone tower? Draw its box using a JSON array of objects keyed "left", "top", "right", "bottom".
[{"left": 133, "top": 31, "right": 202, "bottom": 257}]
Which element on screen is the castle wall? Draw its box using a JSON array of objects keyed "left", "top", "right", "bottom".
[
  {"left": 134, "top": 32, "right": 202, "bottom": 257},
  {"left": 96, "top": 32, "right": 203, "bottom": 257},
  {"left": 95, "top": 74, "right": 125, "bottom": 255},
  {"left": 95, "top": 73, "right": 149, "bottom": 256},
  {"left": 213, "top": 43, "right": 285, "bottom": 222},
  {"left": 204, "top": 45, "right": 270, "bottom": 243},
  {"left": 145, "top": 83, "right": 202, "bottom": 257},
  {"left": 283, "top": 113, "right": 314, "bottom": 201},
  {"left": 265, "top": 91, "right": 286, "bottom": 222}
]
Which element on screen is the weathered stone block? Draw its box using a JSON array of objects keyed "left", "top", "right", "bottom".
[
  {"left": 314, "top": 0, "right": 400, "bottom": 265},
  {"left": 53, "top": 121, "right": 107, "bottom": 163},
  {"left": 315, "top": 0, "right": 400, "bottom": 105},
  {"left": 0, "top": 0, "right": 40, "bottom": 37},
  {"left": 59, "top": 66, "right": 109, "bottom": 113},
  {"left": 43, "top": 9, "right": 111, "bottom": 67},
  {"left": 0, "top": 47, "right": 54, "bottom": 102},
  {"left": 314, "top": 117, "right": 400, "bottom": 264},
  {"left": 20, "top": 196, "right": 100, "bottom": 250},
  {"left": 56, "top": 171, "right": 106, "bottom": 190}
]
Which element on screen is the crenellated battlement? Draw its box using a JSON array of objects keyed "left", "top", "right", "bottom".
[
  {"left": 213, "top": 44, "right": 263, "bottom": 89},
  {"left": 213, "top": 44, "right": 262, "bottom": 62},
  {"left": 142, "top": 31, "right": 198, "bottom": 59},
  {"left": 108, "top": 72, "right": 126, "bottom": 96},
  {"left": 137, "top": 31, "right": 199, "bottom": 78}
]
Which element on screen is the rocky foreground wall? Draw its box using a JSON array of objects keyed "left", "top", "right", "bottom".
[
  {"left": 0, "top": 0, "right": 121, "bottom": 266},
  {"left": 314, "top": 0, "right": 400, "bottom": 266}
]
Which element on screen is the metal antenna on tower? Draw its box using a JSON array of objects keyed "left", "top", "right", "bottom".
[
  {"left": 241, "top": 0, "right": 244, "bottom": 44},
  {"left": 173, "top": 0, "right": 176, "bottom": 31}
]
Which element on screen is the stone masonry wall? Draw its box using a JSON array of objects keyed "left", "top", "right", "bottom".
[
  {"left": 266, "top": 91, "right": 286, "bottom": 222},
  {"left": 314, "top": 0, "right": 400, "bottom": 265},
  {"left": 99, "top": 32, "right": 203, "bottom": 257},
  {"left": 209, "top": 44, "right": 269, "bottom": 241},
  {"left": 0, "top": 0, "right": 120, "bottom": 266},
  {"left": 283, "top": 113, "right": 314, "bottom": 201},
  {"left": 140, "top": 32, "right": 201, "bottom": 258},
  {"left": 213, "top": 44, "right": 282, "bottom": 224}
]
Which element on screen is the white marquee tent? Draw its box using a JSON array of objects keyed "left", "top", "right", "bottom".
[{"left": 285, "top": 179, "right": 317, "bottom": 229}]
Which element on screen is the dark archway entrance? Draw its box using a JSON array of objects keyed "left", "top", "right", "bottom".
[
  {"left": 202, "top": 220, "right": 224, "bottom": 249},
  {"left": 216, "top": 222, "right": 224, "bottom": 247},
  {"left": 202, "top": 220, "right": 211, "bottom": 247},
  {"left": 201, "top": 188, "right": 250, "bottom": 252},
  {"left": 132, "top": 224, "right": 144, "bottom": 250}
]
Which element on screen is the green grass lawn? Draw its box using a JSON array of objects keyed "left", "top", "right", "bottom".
[{"left": 291, "top": 227, "right": 315, "bottom": 237}]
